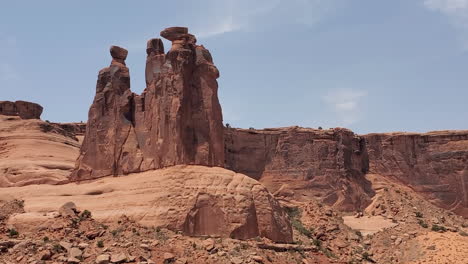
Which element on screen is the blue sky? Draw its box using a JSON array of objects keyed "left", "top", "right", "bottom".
[{"left": 1, "top": 0, "right": 467, "bottom": 134}]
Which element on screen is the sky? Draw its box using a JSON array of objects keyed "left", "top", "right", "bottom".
[{"left": 1, "top": 0, "right": 467, "bottom": 134}]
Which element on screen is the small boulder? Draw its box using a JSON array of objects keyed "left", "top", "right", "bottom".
[
  {"left": 59, "top": 202, "right": 79, "bottom": 217},
  {"left": 110, "top": 253, "right": 127, "bottom": 263},
  {"left": 95, "top": 254, "right": 110, "bottom": 264}
]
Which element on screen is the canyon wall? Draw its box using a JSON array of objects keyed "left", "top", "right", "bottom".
[
  {"left": 225, "top": 127, "right": 374, "bottom": 212},
  {"left": 365, "top": 130, "right": 468, "bottom": 217},
  {"left": 71, "top": 27, "right": 224, "bottom": 181}
]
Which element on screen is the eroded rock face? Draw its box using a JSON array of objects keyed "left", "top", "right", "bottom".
[
  {"left": 365, "top": 131, "right": 468, "bottom": 217},
  {"left": 6, "top": 166, "right": 293, "bottom": 243},
  {"left": 0, "top": 101, "right": 43, "bottom": 119},
  {"left": 0, "top": 115, "right": 80, "bottom": 187},
  {"left": 72, "top": 27, "right": 224, "bottom": 180},
  {"left": 225, "top": 127, "right": 374, "bottom": 212}
]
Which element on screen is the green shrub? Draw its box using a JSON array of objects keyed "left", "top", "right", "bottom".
[
  {"left": 7, "top": 228, "right": 18, "bottom": 238},
  {"left": 97, "top": 240, "right": 104, "bottom": 248},
  {"left": 418, "top": 219, "right": 428, "bottom": 228},
  {"left": 80, "top": 210, "right": 92, "bottom": 219},
  {"left": 291, "top": 219, "right": 313, "bottom": 238},
  {"left": 431, "top": 224, "right": 447, "bottom": 232}
]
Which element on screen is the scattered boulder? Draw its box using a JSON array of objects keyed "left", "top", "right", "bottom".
[{"left": 59, "top": 202, "right": 79, "bottom": 217}]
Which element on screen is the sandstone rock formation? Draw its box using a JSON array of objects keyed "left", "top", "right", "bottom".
[
  {"left": 0, "top": 115, "right": 80, "bottom": 187},
  {"left": 0, "top": 100, "right": 43, "bottom": 119},
  {"left": 225, "top": 127, "right": 374, "bottom": 211},
  {"left": 72, "top": 27, "right": 224, "bottom": 181},
  {"left": 6, "top": 165, "right": 293, "bottom": 242},
  {"left": 365, "top": 130, "right": 468, "bottom": 217}
]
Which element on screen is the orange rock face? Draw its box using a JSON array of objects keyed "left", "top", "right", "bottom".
[
  {"left": 0, "top": 100, "right": 43, "bottom": 119},
  {"left": 5, "top": 166, "right": 293, "bottom": 243},
  {"left": 72, "top": 27, "right": 224, "bottom": 180},
  {"left": 225, "top": 127, "right": 374, "bottom": 212},
  {"left": 365, "top": 130, "right": 468, "bottom": 217}
]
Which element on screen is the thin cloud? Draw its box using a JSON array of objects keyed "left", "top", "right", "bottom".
[
  {"left": 423, "top": 0, "right": 468, "bottom": 49},
  {"left": 194, "top": 16, "right": 242, "bottom": 39},
  {"left": 323, "top": 89, "right": 367, "bottom": 126},
  {"left": 194, "top": 0, "right": 343, "bottom": 39}
]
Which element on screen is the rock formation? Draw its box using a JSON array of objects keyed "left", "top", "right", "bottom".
[
  {"left": 0, "top": 115, "right": 80, "bottom": 187},
  {"left": 72, "top": 27, "right": 224, "bottom": 180},
  {"left": 225, "top": 127, "right": 374, "bottom": 212},
  {"left": 6, "top": 166, "right": 293, "bottom": 243},
  {"left": 0, "top": 100, "right": 43, "bottom": 119},
  {"left": 365, "top": 130, "right": 468, "bottom": 217}
]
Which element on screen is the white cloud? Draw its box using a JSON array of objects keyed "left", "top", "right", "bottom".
[
  {"left": 423, "top": 0, "right": 468, "bottom": 49},
  {"left": 193, "top": 0, "right": 343, "bottom": 39},
  {"left": 323, "top": 89, "right": 367, "bottom": 126},
  {"left": 194, "top": 16, "right": 242, "bottom": 39}
]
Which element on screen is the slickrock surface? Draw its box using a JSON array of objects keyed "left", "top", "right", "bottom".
[
  {"left": 225, "top": 127, "right": 374, "bottom": 212},
  {"left": 0, "top": 100, "right": 43, "bottom": 119},
  {"left": 72, "top": 27, "right": 224, "bottom": 181},
  {"left": 0, "top": 115, "right": 80, "bottom": 187},
  {"left": 4, "top": 165, "right": 293, "bottom": 243},
  {"left": 365, "top": 130, "right": 468, "bottom": 217}
]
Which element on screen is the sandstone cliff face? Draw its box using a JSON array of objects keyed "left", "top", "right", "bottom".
[
  {"left": 72, "top": 27, "right": 224, "bottom": 180},
  {"left": 6, "top": 166, "right": 293, "bottom": 243},
  {"left": 0, "top": 115, "right": 80, "bottom": 187},
  {"left": 225, "top": 127, "right": 374, "bottom": 211},
  {"left": 365, "top": 130, "right": 468, "bottom": 217},
  {"left": 0, "top": 100, "right": 43, "bottom": 119}
]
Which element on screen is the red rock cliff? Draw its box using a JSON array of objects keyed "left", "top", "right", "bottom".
[
  {"left": 225, "top": 127, "right": 374, "bottom": 212},
  {"left": 71, "top": 27, "right": 224, "bottom": 180},
  {"left": 364, "top": 130, "right": 468, "bottom": 217}
]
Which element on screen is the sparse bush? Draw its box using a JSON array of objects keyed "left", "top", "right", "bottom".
[
  {"left": 418, "top": 219, "right": 428, "bottom": 228},
  {"left": 362, "top": 252, "right": 375, "bottom": 262},
  {"left": 97, "top": 240, "right": 104, "bottom": 248},
  {"left": 110, "top": 229, "right": 121, "bottom": 237},
  {"left": 154, "top": 227, "right": 168, "bottom": 242},
  {"left": 318, "top": 126, "right": 323, "bottom": 130},
  {"left": 459, "top": 231, "right": 468, "bottom": 237},
  {"left": 80, "top": 209, "right": 92, "bottom": 219},
  {"left": 415, "top": 212, "right": 423, "bottom": 218},
  {"left": 431, "top": 224, "right": 447, "bottom": 232},
  {"left": 7, "top": 228, "right": 18, "bottom": 238},
  {"left": 52, "top": 243, "right": 63, "bottom": 253},
  {"left": 43, "top": 236, "right": 50, "bottom": 242},
  {"left": 313, "top": 239, "right": 322, "bottom": 247},
  {"left": 355, "top": 230, "right": 363, "bottom": 238},
  {"left": 291, "top": 219, "right": 313, "bottom": 238}
]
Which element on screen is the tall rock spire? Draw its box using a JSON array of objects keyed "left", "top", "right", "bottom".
[{"left": 71, "top": 27, "right": 224, "bottom": 181}]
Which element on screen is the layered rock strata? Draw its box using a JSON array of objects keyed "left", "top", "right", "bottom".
[
  {"left": 0, "top": 100, "right": 43, "bottom": 119},
  {"left": 225, "top": 127, "right": 374, "bottom": 211},
  {"left": 365, "top": 130, "right": 468, "bottom": 217},
  {"left": 72, "top": 27, "right": 224, "bottom": 180}
]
